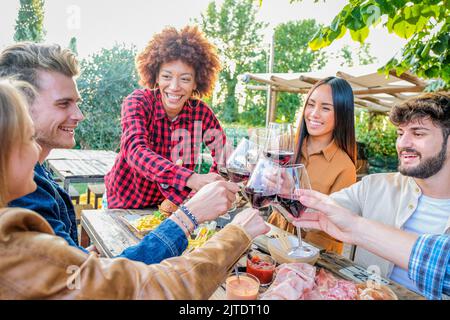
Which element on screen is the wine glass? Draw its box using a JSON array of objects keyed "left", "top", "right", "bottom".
[
  {"left": 249, "top": 128, "right": 267, "bottom": 150},
  {"left": 226, "top": 138, "right": 256, "bottom": 187},
  {"left": 263, "top": 122, "right": 294, "bottom": 166},
  {"left": 270, "top": 163, "right": 314, "bottom": 258},
  {"left": 218, "top": 138, "right": 257, "bottom": 219},
  {"left": 218, "top": 140, "right": 233, "bottom": 180},
  {"left": 242, "top": 157, "right": 279, "bottom": 213},
  {"left": 217, "top": 140, "right": 235, "bottom": 219}
]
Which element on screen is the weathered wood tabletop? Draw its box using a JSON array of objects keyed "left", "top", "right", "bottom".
[
  {"left": 80, "top": 208, "right": 424, "bottom": 300},
  {"left": 45, "top": 149, "right": 117, "bottom": 191}
]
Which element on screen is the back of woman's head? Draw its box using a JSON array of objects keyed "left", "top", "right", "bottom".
[
  {"left": 0, "top": 79, "right": 34, "bottom": 206},
  {"left": 295, "top": 76, "right": 356, "bottom": 164}
]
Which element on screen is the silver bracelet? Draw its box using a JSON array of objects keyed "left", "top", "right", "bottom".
[
  {"left": 179, "top": 204, "right": 199, "bottom": 229},
  {"left": 173, "top": 210, "right": 193, "bottom": 234}
]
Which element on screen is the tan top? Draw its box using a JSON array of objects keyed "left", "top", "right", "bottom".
[
  {"left": 300, "top": 137, "right": 357, "bottom": 194},
  {"left": 267, "top": 138, "right": 357, "bottom": 253}
]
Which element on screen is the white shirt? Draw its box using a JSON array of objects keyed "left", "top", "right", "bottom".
[{"left": 390, "top": 195, "right": 450, "bottom": 293}]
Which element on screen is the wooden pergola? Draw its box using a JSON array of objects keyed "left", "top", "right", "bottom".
[{"left": 241, "top": 64, "right": 427, "bottom": 124}]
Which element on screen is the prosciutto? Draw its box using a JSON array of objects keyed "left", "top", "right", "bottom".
[
  {"left": 305, "top": 268, "right": 357, "bottom": 300},
  {"left": 260, "top": 263, "right": 358, "bottom": 300}
]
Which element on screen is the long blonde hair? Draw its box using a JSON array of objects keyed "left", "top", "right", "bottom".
[{"left": 0, "top": 79, "right": 35, "bottom": 206}]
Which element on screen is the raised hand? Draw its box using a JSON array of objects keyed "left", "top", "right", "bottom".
[
  {"left": 183, "top": 180, "right": 239, "bottom": 223},
  {"left": 290, "top": 189, "right": 360, "bottom": 244},
  {"left": 186, "top": 172, "right": 226, "bottom": 192},
  {"left": 230, "top": 208, "right": 271, "bottom": 239}
]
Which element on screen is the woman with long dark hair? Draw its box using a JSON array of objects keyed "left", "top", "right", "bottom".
[{"left": 268, "top": 76, "right": 357, "bottom": 254}]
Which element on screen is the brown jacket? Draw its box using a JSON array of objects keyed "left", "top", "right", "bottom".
[{"left": 0, "top": 207, "right": 252, "bottom": 299}]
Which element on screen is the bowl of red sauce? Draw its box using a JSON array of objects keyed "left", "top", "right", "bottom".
[{"left": 246, "top": 250, "right": 276, "bottom": 286}]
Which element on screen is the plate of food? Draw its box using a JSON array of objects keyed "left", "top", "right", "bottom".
[
  {"left": 185, "top": 221, "right": 217, "bottom": 254},
  {"left": 120, "top": 210, "right": 168, "bottom": 238}
]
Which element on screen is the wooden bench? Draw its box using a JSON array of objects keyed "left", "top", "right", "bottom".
[
  {"left": 68, "top": 185, "right": 80, "bottom": 204},
  {"left": 87, "top": 183, "right": 105, "bottom": 209}
]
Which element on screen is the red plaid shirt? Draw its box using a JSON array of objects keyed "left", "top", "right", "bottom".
[{"left": 105, "top": 88, "right": 226, "bottom": 209}]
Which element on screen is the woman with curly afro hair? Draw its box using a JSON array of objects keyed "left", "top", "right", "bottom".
[{"left": 105, "top": 25, "right": 230, "bottom": 210}]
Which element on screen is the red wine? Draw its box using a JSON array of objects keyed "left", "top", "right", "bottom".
[
  {"left": 244, "top": 187, "right": 276, "bottom": 209},
  {"left": 277, "top": 194, "right": 307, "bottom": 218},
  {"left": 264, "top": 150, "right": 294, "bottom": 165},
  {"left": 227, "top": 168, "right": 250, "bottom": 183},
  {"left": 218, "top": 167, "right": 229, "bottom": 179}
]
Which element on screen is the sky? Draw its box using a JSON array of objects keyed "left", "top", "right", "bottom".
[{"left": 1, "top": 0, "right": 407, "bottom": 67}]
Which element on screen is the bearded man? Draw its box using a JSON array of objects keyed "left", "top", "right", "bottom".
[{"left": 329, "top": 92, "right": 450, "bottom": 294}]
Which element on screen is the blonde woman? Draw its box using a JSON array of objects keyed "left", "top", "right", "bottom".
[{"left": 0, "top": 79, "right": 269, "bottom": 299}]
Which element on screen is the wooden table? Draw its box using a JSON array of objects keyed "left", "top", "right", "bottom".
[
  {"left": 45, "top": 149, "right": 117, "bottom": 191},
  {"left": 80, "top": 208, "right": 424, "bottom": 300}
]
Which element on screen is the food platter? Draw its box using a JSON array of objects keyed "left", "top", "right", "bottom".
[{"left": 119, "top": 211, "right": 217, "bottom": 253}]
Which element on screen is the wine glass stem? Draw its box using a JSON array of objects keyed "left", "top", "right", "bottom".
[{"left": 296, "top": 225, "right": 303, "bottom": 248}]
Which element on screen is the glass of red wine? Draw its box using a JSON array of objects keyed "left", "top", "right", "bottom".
[
  {"left": 221, "top": 138, "right": 259, "bottom": 218},
  {"left": 217, "top": 140, "right": 236, "bottom": 219},
  {"left": 263, "top": 122, "right": 294, "bottom": 166},
  {"left": 226, "top": 138, "right": 255, "bottom": 185},
  {"left": 243, "top": 157, "right": 279, "bottom": 213},
  {"left": 270, "top": 163, "right": 314, "bottom": 258}
]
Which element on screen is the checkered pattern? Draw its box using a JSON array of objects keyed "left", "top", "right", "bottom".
[
  {"left": 408, "top": 234, "right": 450, "bottom": 300},
  {"left": 105, "top": 88, "right": 225, "bottom": 208}
]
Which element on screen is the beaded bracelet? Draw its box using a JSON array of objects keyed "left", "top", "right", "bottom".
[
  {"left": 172, "top": 210, "right": 193, "bottom": 234},
  {"left": 179, "top": 204, "right": 199, "bottom": 229}
]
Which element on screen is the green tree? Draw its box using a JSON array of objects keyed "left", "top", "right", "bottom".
[
  {"left": 14, "top": 0, "right": 46, "bottom": 42},
  {"left": 76, "top": 44, "right": 139, "bottom": 151},
  {"left": 272, "top": 20, "right": 327, "bottom": 123},
  {"left": 335, "top": 42, "right": 377, "bottom": 67},
  {"left": 196, "top": 0, "right": 268, "bottom": 123},
  {"left": 68, "top": 36, "right": 78, "bottom": 56},
  {"left": 289, "top": 0, "right": 450, "bottom": 90},
  {"left": 239, "top": 20, "right": 327, "bottom": 125}
]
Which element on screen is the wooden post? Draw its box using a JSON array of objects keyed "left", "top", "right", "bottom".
[
  {"left": 269, "top": 90, "right": 278, "bottom": 122},
  {"left": 266, "top": 32, "right": 275, "bottom": 126}
]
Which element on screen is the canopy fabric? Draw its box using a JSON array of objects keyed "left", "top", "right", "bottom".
[{"left": 242, "top": 64, "right": 426, "bottom": 113}]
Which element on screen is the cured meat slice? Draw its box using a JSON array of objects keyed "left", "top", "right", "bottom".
[
  {"left": 261, "top": 263, "right": 358, "bottom": 300},
  {"left": 304, "top": 268, "right": 357, "bottom": 300}
]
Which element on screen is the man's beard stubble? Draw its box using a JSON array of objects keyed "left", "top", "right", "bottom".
[{"left": 398, "top": 138, "right": 448, "bottom": 179}]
